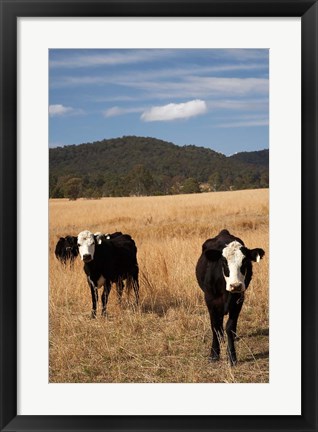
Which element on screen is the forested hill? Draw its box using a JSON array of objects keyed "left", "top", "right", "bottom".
[
  {"left": 49, "top": 136, "right": 269, "bottom": 198},
  {"left": 229, "top": 149, "right": 269, "bottom": 166}
]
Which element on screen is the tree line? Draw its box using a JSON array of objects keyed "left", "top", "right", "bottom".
[{"left": 49, "top": 136, "right": 269, "bottom": 199}]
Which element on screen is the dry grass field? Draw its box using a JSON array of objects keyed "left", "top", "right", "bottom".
[{"left": 49, "top": 189, "right": 269, "bottom": 383}]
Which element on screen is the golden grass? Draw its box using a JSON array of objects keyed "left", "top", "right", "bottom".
[{"left": 49, "top": 189, "right": 269, "bottom": 383}]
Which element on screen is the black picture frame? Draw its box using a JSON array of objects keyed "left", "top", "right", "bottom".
[{"left": 0, "top": 1, "right": 317, "bottom": 431}]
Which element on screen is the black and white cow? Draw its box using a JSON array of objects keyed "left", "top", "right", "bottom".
[
  {"left": 196, "top": 229, "right": 265, "bottom": 365},
  {"left": 55, "top": 236, "right": 79, "bottom": 265},
  {"left": 77, "top": 230, "right": 139, "bottom": 318},
  {"left": 94, "top": 231, "right": 123, "bottom": 244}
]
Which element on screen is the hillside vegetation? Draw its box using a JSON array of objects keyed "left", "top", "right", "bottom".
[
  {"left": 49, "top": 136, "right": 269, "bottom": 199},
  {"left": 50, "top": 189, "right": 269, "bottom": 383}
]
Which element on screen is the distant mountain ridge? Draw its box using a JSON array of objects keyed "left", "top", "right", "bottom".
[
  {"left": 49, "top": 136, "right": 269, "bottom": 198},
  {"left": 229, "top": 149, "right": 269, "bottom": 166}
]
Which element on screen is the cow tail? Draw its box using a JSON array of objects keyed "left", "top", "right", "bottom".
[{"left": 126, "top": 271, "right": 139, "bottom": 305}]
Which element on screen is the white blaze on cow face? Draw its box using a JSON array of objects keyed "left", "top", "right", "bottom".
[
  {"left": 222, "top": 241, "right": 246, "bottom": 292},
  {"left": 77, "top": 230, "right": 95, "bottom": 262}
]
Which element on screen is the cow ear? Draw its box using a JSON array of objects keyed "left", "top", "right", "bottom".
[
  {"left": 249, "top": 248, "right": 265, "bottom": 262},
  {"left": 94, "top": 235, "right": 103, "bottom": 245},
  {"left": 204, "top": 249, "right": 222, "bottom": 261}
]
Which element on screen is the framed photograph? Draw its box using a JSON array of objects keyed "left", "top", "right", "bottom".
[{"left": 1, "top": 1, "right": 317, "bottom": 431}]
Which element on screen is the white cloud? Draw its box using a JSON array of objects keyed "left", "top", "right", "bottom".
[
  {"left": 223, "top": 49, "right": 268, "bottom": 62},
  {"left": 51, "top": 70, "right": 268, "bottom": 96},
  {"left": 119, "top": 77, "right": 268, "bottom": 101},
  {"left": 50, "top": 49, "right": 268, "bottom": 70},
  {"left": 49, "top": 104, "right": 83, "bottom": 117},
  {"left": 216, "top": 116, "right": 269, "bottom": 128},
  {"left": 50, "top": 50, "right": 177, "bottom": 69},
  {"left": 218, "top": 119, "right": 269, "bottom": 128},
  {"left": 187, "top": 77, "right": 268, "bottom": 96},
  {"left": 141, "top": 100, "right": 207, "bottom": 122},
  {"left": 207, "top": 98, "right": 268, "bottom": 111},
  {"left": 103, "top": 106, "right": 144, "bottom": 118}
]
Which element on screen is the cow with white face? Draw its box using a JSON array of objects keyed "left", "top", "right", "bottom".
[
  {"left": 77, "top": 230, "right": 139, "bottom": 318},
  {"left": 78, "top": 230, "right": 95, "bottom": 262},
  {"left": 196, "top": 229, "right": 265, "bottom": 365}
]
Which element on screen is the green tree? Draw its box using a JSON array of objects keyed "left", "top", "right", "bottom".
[
  {"left": 260, "top": 171, "right": 269, "bottom": 188},
  {"left": 208, "top": 171, "right": 222, "bottom": 192},
  {"left": 182, "top": 177, "right": 201, "bottom": 194},
  {"left": 125, "top": 164, "right": 154, "bottom": 196},
  {"left": 170, "top": 175, "right": 184, "bottom": 195},
  {"left": 63, "top": 177, "right": 82, "bottom": 200}
]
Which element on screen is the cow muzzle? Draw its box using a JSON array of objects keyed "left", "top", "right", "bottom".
[
  {"left": 229, "top": 283, "right": 244, "bottom": 293},
  {"left": 82, "top": 254, "right": 92, "bottom": 263}
]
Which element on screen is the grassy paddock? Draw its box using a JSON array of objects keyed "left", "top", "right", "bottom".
[{"left": 49, "top": 189, "right": 269, "bottom": 383}]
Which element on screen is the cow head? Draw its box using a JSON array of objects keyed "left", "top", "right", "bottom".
[
  {"left": 94, "top": 232, "right": 113, "bottom": 244},
  {"left": 94, "top": 232, "right": 105, "bottom": 245},
  {"left": 204, "top": 241, "right": 265, "bottom": 293},
  {"left": 64, "top": 236, "right": 78, "bottom": 252},
  {"left": 77, "top": 230, "right": 96, "bottom": 263}
]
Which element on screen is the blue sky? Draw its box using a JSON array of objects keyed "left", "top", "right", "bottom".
[{"left": 49, "top": 49, "right": 269, "bottom": 155}]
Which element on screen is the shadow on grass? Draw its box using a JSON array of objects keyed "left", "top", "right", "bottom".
[
  {"left": 242, "top": 350, "right": 269, "bottom": 362},
  {"left": 244, "top": 327, "right": 269, "bottom": 338},
  {"left": 140, "top": 299, "right": 181, "bottom": 317}
]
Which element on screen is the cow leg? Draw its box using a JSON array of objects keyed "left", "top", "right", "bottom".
[
  {"left": 89, "top": 281, "right": 98, "bottom": 319},
  {"left": 133, "top": 282, "right": 139, "bottom": 306},
  {"left": 116, "top": 278, "right": 124, "bottom": 304},
  {"left": 126, "top": 271, "right": 139, "bottom": 307},
  {"left": 132, "top": 266, "right": 140, "bottom": 305},
  {"left": 211, "top": 313, "right": 224, "bottom": 361},
  {"left": 132, "top": 277, "right": 140, "bottom": 306},
  {"left": 226, "top": 298, "right": 243, "bottom": 365},
  {"left": 206, "top": 298, "right": 224, "bottom": 361},
  {"left": 101, "top": 281, "right": 112, "bottom": 316}
]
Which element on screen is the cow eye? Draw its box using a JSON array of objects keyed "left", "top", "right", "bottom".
[
  {"left": 240, "top": 259, "right": 248, "bottom": 274},
  {"left": 221, "top": 258, "right": 230, "bottom": 277}
]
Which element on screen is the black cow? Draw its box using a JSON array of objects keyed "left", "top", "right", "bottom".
[
  {"left": 77, "top": 230, "right": 139, "bottom": 318},
  {"left": 94, "top": 231, "right": 123, "bottom": 244},
  {"left": 196, "top": 229, "right": 265, "bottom": 365},
  {"left": 54, "top": 236, "right": 79, "bottom": 265}
]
